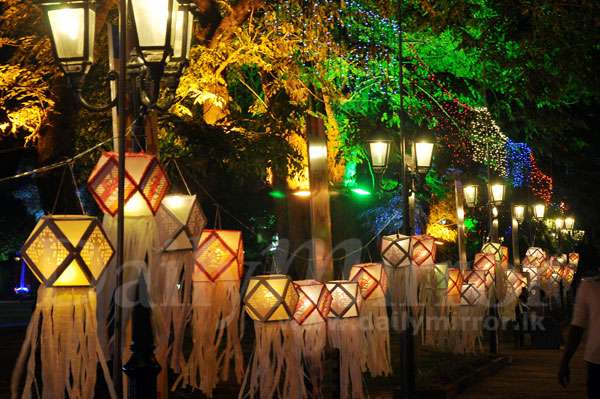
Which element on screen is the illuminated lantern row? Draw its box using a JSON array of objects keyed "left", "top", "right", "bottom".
[
  {"left": 506, "top": 270, "right": 527, "bottom": 296},
  {"left": 156, "top": 194, "right": 207, "bottom": 252},
  {"left": 447, "top": 268, "right": 463, "bottom": 299},
  {"left": 326, "top": 281, "right": 362, "bottom": 318},
  {"left": 193, "top": 229, "right": 243, "bottom": 282},
  {"left": 473, "top": 253, "right": 496, "bottom": 288},
  {"left": 523, "top": 247, "right": 546, "bottom": 268},
  {"left": 88, "top": 152, "right": 170, "bottom": 217},
  {"left": 380, "top": 234, "right": 411, "bottom": 268},
  {"left": 21, "top": 215, "right": 114, "bottom": 287},
  {"left": 243, "top": 274, "right": 298, "bottom": 322},
  {"left": 349, "top": 263, "right": 388, "bottom": 299},
  {"left": 292, "top": 280, "right": 332, "bottom": 325},
  {"left": 410, "top": 235, "right": 437, "bottom": 266}
]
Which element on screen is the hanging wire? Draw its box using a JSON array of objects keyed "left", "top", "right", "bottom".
[
  {"left": 173, "top": 159, "right": 192, "bottom": 195},
  {"left": 50, "top": 165, "right": 68, "bottom": 214},
  {"left": 68, "top": 161, "right": 86, "bottom": 214},
  {"left": 214, "top": 204, "right": 222, "bottom": 230}
]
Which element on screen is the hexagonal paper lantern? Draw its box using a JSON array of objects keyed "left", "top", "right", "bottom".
[
  {"left": 292, "top": 280, "right": 332, "bottom": 325},
  {"left": 568, "top": 253, "right": 579, "bottom": 268},
  {"left": 463, "top": 269, "right": 487, "bottom": 291},
  {"left": 156, "top": 194, "right": 207, "bottom": 252},
  {"left": 523, "top": 266, "right": 540, "bottom": 287},
  {"left": 88, "top": 152, "right": 170, "bottom": 217},
  {"left": 506, "top": 270, "right": 527, "bottom": 295},
  {"left": 21, "top": 215, "right": 114, "bottom": 287},
  {"left": 193, "top": 230, "right": 243, "bottom": 282},
  {"left": 349, "top": 263, "right": 388, "bottom": 299},
  {"left": 433, "top": 262, "right": 449, "bottom": 290},
  {"left": 473, "top": 253, "right": 496, "bottom": 288},
  {"left": 409, "top": 235, "right": 437, "bottom": 266},
  {"left": 523, "top": 247, "right": 546, "bottom": 268},
  {"left": 244, "top": 274, "right": 298, "bottom": 322},
  {"left": 447, "top": 268, "right": 463, "bottom": 299},
  {"left": 562, "top": 267, "right": 575, "bottom": 284},
  {"left": 326, "top": 281, "right": 362, "bottom": 318},
  {"left": 481, "top": 242, "right": 502, "bottom": 262},
  {"left": 380, "top": 234, "right": 411, "bottom": 268},
  {"left": 460, "top": 283, "right": 482, "bottom": 306}
]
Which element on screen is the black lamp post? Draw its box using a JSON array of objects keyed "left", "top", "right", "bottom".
[{"left": 39, "top": 0, "right": 196, "bottom": 396}]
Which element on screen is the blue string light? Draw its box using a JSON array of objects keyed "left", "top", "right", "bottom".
[{"left": 505, "top": 140, "right": 532, "bottom": 188}]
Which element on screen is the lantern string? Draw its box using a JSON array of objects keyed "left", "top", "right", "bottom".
[
  {"left": 214, "top": 204, "right": 222, "bottom": 230},
  {"left": 50, "top": 165, "right": 68, "bottom": 215},
  {"left": 172, "top": 159, "right": 192, "bottom": 195},
  {"left": 68, "top": 161, "right": 86, "bottom": 214}
]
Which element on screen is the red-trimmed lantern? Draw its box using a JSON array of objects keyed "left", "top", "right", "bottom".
[
  {"left": 523, "top": 247, "right": 546, "bottom": 268},
  {"left": 460, "top": 283, "right": 482, "bottom": 306},
  {"left": 380, "top": 234, "right": 411, "bottom": 268},
  {"left": 326, "top": 281, "right": 362, "bottom": 318},
  {"left": 409, "top": 235, "right": 437, "bottom": 266},
  {"left": 193, "top": 229, "right": 243, "bottom": 282},
  {"left": 156, "top": 194, "right": 206, "bottom": 252},
  {"left": 464, "top": 269, "right": 487, "bottom": 291},
  {"left": 447, "top": 268, "right": 463, "bottom": 301},
  {"left": 568, "top": 253, "right": 579, "bottom": 268},
  {"left": 292, "top": 280, "right": 332, "bottom": 325},
  {"left": 349, "top": 263, "right": 388, "bottom": 299},
  {"left": 473, "top": 253, "right": 496, "bottom": 288},
  {"left": 87, "top": 152, "right": 170, "bottom": 217}
]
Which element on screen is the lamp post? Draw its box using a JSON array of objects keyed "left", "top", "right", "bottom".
[{"left": 39, "top": 0, "right": 196, "bottom": 396}]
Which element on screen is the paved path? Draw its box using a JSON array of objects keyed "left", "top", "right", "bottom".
[{"left": 458, "top": 347, "right": 587, "bottom": 398}]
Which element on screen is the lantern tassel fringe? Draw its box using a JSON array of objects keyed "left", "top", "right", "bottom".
[
  {"left": 328, "top": 318, "right": 365, "bottom": 399},
  {"left": 360, "top": 297, "right": 392, "bottom": 377},
  {"left": 11, "top": 287, "right": 117, "bottom": 399},
  {"left": 292, "top": 322, "right": 327, "bottom": 397}
]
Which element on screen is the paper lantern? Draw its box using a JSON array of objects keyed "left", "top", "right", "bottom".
[
  {"left": 21, "top": 215, "right": 114, "bottom": 287},
  {"left": 562, "top": 267, "right": 575, "bottom": 284},
  {"left": 380, "top": 234, "right": 411, "bottom": 268},
  {"left": 409, "top": 235, "right": 437, "bottom": 266},
  {"left": 156, "top": 194, "right": 207, "bottom": 252},
  {"left": 481, "top": 242, "right": 502, "bottom": 262},
  {"left": 326, "top": 281, "right": 362, "bottom": 318},
  {"left": 88, "top": 152, "right": 170, "bottom": 217},
  {"left": 293, "top": 280, "right": 332, "bottom": 325},
  {"left": 473, "top": 253, "right": 496, "bottom": 288},
  {"left": 506, "top": 270, "right": 527, "bottom": 295},
  {"left": 523, "top": 247, "right": 546, "bottom": 268},
  {"left": 447, "top": 268, "right": 463, "bottom": 298},
  {"left": 193, "top": 229, "right": 243, "bottom": 282},
  {"left": 460, "top": 283, "right": 482, "bottom": 306},
  {"left": 349, "top": 263, "right": 388, "bottom": 299},
  {"left": 464, "top": 269, "right": 487, "bottom": 291},
  {"left": 433, "top": 262, "right": 449, "bottom": 290},
  {"left": 244, "top": 274, "right": 298, "bottom": 322},
  {"left": 523, "top": 266, "right": 540, "bottom": 287},
  {"left": 500, "top": 246, "right": 509, "bottom": 269},
  {"left": 568, "top": 253, "right": 579, "bottom": 268}
]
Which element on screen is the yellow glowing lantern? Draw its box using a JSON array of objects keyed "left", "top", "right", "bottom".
[
  {"left": 193, "top": 229, "right": 243, "bottom": 282},
  {"left": 349, "top": 263, "right": 388, "bottom": 300},
  {"left": 292, "top": 280, "right": 332, "bottom": 325},
  {"left": 243, "top": 274, "right": 298, "bottom": 322},
  {"left": 380, "top": 234, "right": 411, "bottom": 268},
  {"left": 523, "top": 247, "right": 546, "bottom": 268},
  {"left": 156, "top": 194, "right": 206, "bottom": 252},
  {"left": 326, "top": 281, "right": 362, "bottom": 318},
  {"left": 447, "top": 268, "right": 463, "bottom": 300},
  {"left": 409, "top": 235, "right": 437, "bottom": 266},
  {"left": 473, "top": 253, "right": 496, "bottom": 288},
  {"left": 21, "top": 215, "right": 114, "bottom": 287},
  {"left": 88, "top": 152, "right": 170, "bottom": 217},
  {"left": 568, "top": 253, "right": 579, "bottom": 268}
]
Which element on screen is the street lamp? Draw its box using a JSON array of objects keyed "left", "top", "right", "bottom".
[
  {"left": 414, "top": 140, "right": 434, "bottom": 174},
  {"left": 513, "top": 205, "right": 526, "bottom": 224},
  {"left": 555, "top": 217, "right": 565, "bottom": 231},
  {"left": 533, "top": 203, "right": 546, "bottom": 220},
  {"left": 368, "top": 140, "right": 391, "bottom": 173},
  {"left": 130, "top": 0, "right": 174, "bottom": 64},
  {"left": 463, "top": 184, "right": 479, "bottom": 208},
  {"left": 489, "top": 182, "right": 506, "bottom": 206}
]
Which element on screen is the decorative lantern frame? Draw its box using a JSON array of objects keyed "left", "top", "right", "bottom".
[
  {"left": 21, "top": 215, "right": 114, "bottom": 287},
  {"left": 193, "top": 229, "right": 243, "bottom": 282},
  {"left": 380, "top": 234, "right": 411, "bottom": 268},
  {"left": 447, "top": 268, "right": 463, "bottom": 298},
  {"left": 409, "top": 235, "right": 437, "bottom": 266},
  {"left": 292, "top": 280, "right": 332, "bottom": 325},
  {"left": 523, "top": 247, "right": 547, "bottom": 268},
  {"left": 473, "top": 253, "right": 496, "bottom": 288},
  {"left": 156, "top": 194, "right": 206, "bottom": 252},
  {"left": 87, "top": 152, "right": 170, "bottom": 217},
  {"left": 326, "top": 281, "right": 362, "bottom": 318},
  {"left": 460, "top": 283, "right": 482, "bottom": 306},
  {"left": 506, "top": 270, "right": 527, "bottom": 296},
  {"left": 349, "top": 263, "right": 388, "bottom": 300},
  {"left": 244, "top": 274, "right": 298, "bottom": 322}
]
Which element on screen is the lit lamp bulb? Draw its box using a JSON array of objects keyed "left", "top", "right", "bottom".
[
  {"left": 489, "top": 183, "right": 505, "bottom": 205},
  {"left": 564, "top": 217, "right": 575, "bottom": 231},
  {"left": 53, "top": 8, "right": 81, "bottom": 40},
  {"left": 368, "top": 140, "right": 391, "bottom": 173},
  {"left": 513, "top": 205, "right": 525, "bottom": 224},
  {"left": 555, "top": 218, "right": 565, "bottom": 230},
  {"left": 533, "top": 203, "right": 546, "bottom": 220},
  {"left": 463, "top": 185, "right": 478, "bottom": 208},
  {"left": 414, "top": 141, "right": 434, "bottom": 174}
]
